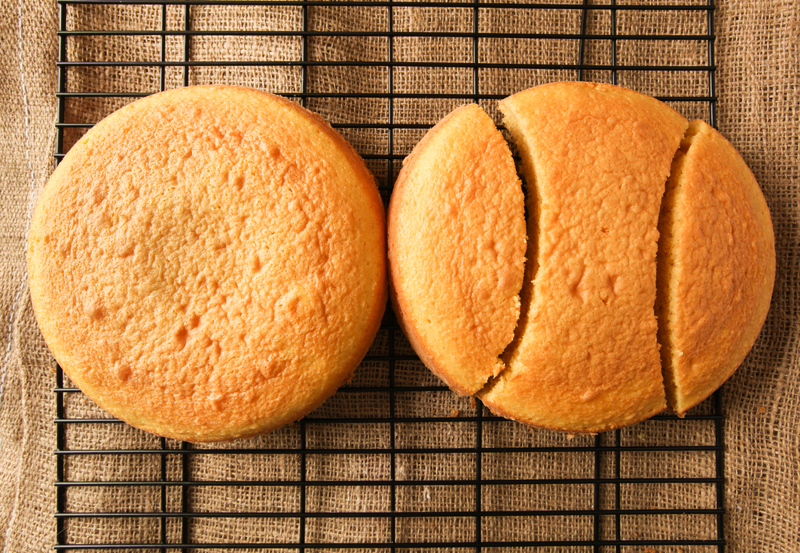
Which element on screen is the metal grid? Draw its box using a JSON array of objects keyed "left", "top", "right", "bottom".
[{"left": 54, "top": 0, "right": 725, "bottom": 551}]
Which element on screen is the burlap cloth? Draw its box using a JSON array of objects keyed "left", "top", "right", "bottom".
[{"left": 1, "top": 0, "right": 798, "bottom": 551}]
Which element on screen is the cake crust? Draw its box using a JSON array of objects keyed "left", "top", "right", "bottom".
[
  {"left": 28, "top": 85, "right": 387, "bottom": 442},
  {"left": 388, "top": 104, "right": 526, "bottom": 395}
]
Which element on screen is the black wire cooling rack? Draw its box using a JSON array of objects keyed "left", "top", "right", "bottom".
[{"left": 54, "top": 0, "right": 725, "bottom": 551}]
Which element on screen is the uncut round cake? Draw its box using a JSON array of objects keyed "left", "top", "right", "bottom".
[{"left": 28, "top": 85, "right": 387, "bottom": 442}]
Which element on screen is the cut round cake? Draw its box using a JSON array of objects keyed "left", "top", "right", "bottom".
[
  {"left": 391, "top": 83, "right": 775, "bottom": 433},
  {"left": 28, "top": 85, "right": 387, "bottom": 442},
  {"left": 392, "top": 83, "right": 774, "bottom": 433},
  {"left": 656, "top": 119, "right": 775, "bottom": 415},
  {"left": 388, "top": 104, "right": 526, "bottom": 395}
]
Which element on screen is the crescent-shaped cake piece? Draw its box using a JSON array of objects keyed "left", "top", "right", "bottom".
[
  {"left": 481, "top": 82, "right": 689, "bottom": 432},
  {"left": 388, "top": 104, "right": 526, "bottom": 395},
  {"left": 656, "top": 119, "right": 775, "bottom": 415},
  {"left": 28, "top": 85, "right": 387, "bottom": 442}
]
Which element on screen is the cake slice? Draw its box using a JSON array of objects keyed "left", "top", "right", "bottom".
[
  {"left": 481, "top": 82, "right": 689, "bottom": 432},
  {"left": 388, "top": 104, "right": 526, "bottom": 395},
  {"left": 656, "top": 120, "right": 775, "bottom": 414}
]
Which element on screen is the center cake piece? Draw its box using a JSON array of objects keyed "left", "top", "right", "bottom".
[
  {"left": 480, "top": 82, "right": 689, "bottom": 432},
  {"left": 388, "top": 104, "right": 527, "bottom": 395}
]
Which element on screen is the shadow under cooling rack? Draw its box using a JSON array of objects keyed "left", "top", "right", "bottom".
[{"left": 55, "top": 0, "right": 724, "bottom": 551}]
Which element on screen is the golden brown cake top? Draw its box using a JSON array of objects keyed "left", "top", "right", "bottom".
[
  {"left": 657, "top": 120, "right": 775, "bottom": 414},
  {"left": 388, "top": 104, "right": 526, "bottom": 395},
  {"left": 482, "top": 82, "right": 689, "bottom": 432},
  {"left": 28, "top": 85, "right": 387, "bottom": 442}
]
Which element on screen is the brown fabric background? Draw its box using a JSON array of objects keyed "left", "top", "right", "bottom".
[{"left": 1, "top": 0, "right": 798, "bottom": 551}]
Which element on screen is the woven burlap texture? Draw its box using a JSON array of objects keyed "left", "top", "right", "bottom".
[{"left": 1, "top": 0, "right": 798, "bottom": 551}]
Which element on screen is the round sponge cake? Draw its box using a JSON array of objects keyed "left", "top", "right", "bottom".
[{"left": 28, "top": 85, "right": 387, "bottom": 442}]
